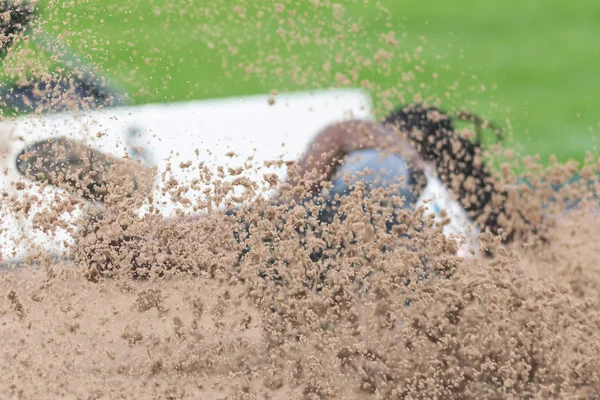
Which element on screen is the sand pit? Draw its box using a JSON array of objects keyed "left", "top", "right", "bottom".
[{"left": 2, "top": 180, "right": 600, "bottom": 399}]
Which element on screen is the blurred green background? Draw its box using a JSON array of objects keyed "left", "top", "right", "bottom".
[{"left": 2, "top": 0, "right": 599, "bottom": 163}]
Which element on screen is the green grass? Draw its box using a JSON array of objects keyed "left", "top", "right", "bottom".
[{"left": 2, "top": 0, "right": 600, "bottom": 163}]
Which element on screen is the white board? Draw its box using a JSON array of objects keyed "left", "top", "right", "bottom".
[{"left": 0, "top": 89, "right": 373, "bottom": 262}]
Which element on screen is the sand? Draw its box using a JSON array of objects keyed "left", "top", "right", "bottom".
[
  {"left": 2, "top": 171, "right": 600, "bottom": 399},
  {"left": 2, "top": 1, "right": 600, "bottom": 398}
]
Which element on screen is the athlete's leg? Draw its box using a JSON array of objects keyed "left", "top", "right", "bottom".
[{"left": 1, "top": 1, "right": 126, "bottom": 113}]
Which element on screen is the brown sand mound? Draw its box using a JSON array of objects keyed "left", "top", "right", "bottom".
[{"left": 2, "top": 188, "right": 600, "bottom": 399}]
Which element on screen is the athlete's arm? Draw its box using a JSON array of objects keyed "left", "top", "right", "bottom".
[{"left": 286, "top": 120, "right": 426, "bottom": 201}]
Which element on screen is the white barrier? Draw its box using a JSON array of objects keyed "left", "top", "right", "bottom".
[{"left": 0, "top": 89, "right": 373, "bottom": 262}]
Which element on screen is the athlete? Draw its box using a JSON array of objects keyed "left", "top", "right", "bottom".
[
  {"left": 14, "top": 106, "right": 516, "bottom": 276},
  {"left": 1, "top": 0, "right": 560, "bottom": 251}
]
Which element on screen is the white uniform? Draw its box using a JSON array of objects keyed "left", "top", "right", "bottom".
[{"left": 416, "top": 168, "right": 479, "bottom": 257}]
